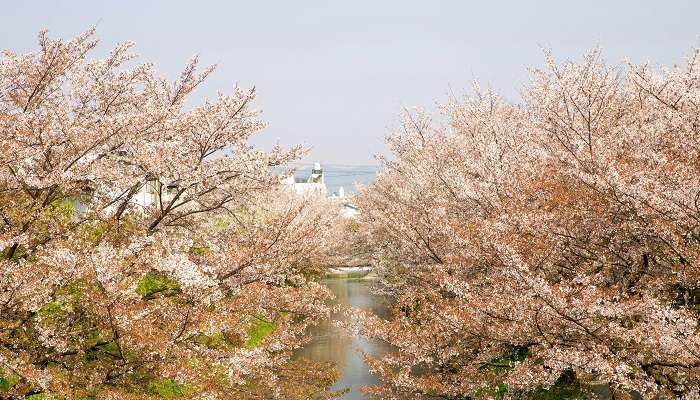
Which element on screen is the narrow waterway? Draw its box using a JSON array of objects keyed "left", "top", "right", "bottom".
[{"left": 296, "top": 277, "right": 392, "bottom": 399}]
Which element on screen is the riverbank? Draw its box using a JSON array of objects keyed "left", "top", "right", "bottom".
[{"left": 325, "top": 266, "right": 373, "bottom": 280}]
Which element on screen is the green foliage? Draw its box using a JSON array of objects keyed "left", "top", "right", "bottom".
[
  {"left": 4, "top": 243, "right": 25, "bottom": 261},
  {"left": 146, "top": 378, "right": 196, "bottom": 398},
  {"left": 214, "top": 217, "right": 230, "bottom": 230},
  {"left": 38, "top": 301, "right": 70, "bottom": 319},
  {"left": 135, "top": 274, "right": 180, "bottom": 299},
  {"left": 37, "top": 280, "right": 86, "bottom": 321},
  {"left": 474, "top": 382, "right": 508, "bottom": 399},
  {"left": 476, "top": 370, "right": 583, "bottom": 400},
  {"left": 82, "top": 221, "right": 109, "bottom": 242},
  {"left": 480, "top": 345, "right": 529, "bottom": 373},
  {"left": 0, "top": 374, "right": 20, "bottom": 391},
  {"left": 245, "top": 315, "right": 276, "bottom": 348},
  {"left": 197, "top": 332, "right": 240, "bottom": 350},
  {"left": 47, "top": 198, "right": 77, "bottom": 220},
  {"left": 524, "top": 371, "right": 583, "bottom": 399},
  {"left": 98, "top": 341, "right": 122, "bottom": 359},
  {"left": 526, "top": 383, "right": 583, "bottom": 400},
  {"left": 190, "top": 244, "right": 211, "bottom": 256}
]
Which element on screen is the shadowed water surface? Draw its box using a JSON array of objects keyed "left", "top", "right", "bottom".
[{"left": 296, "top": 278, "right": 391, "bottom": 399}]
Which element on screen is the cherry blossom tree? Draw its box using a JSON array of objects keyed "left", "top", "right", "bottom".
[
  {"left": 354, "top": 45, "right": 700, "bottom": 399},
  {"left": 0, "top": 30, "right": 340, "bottom": 399}
]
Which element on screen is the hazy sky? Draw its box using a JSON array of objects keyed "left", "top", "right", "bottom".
[{"left": 2, "top": 1, "right": 699, "bottom": 165}]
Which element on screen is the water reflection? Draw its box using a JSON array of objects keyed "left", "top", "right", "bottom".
[{"left": 296, "top": 277, "right": 391, "bottom": 400}]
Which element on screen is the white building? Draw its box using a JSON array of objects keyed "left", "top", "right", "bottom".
[
  {"left": 130, "top": 180, "right": 179, "bottom": 210},
  {"left": 281, "top": 162, "right": 327, "bottom": 196},
  {"left": 281, "top": 162, "right": 361, "bottom": 219},
  {"left": 329, "top": 185, "right": 359, "bottom": 218}
]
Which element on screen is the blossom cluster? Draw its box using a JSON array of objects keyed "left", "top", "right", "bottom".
[
  {"left": 354, "top": 46, "right": 700, "bottom": 399},
  {"left": 0, "top": 30, "right": 340, "bottom": 399}
]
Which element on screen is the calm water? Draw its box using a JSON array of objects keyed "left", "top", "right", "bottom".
[{"left": 296, "top": 278, "right": 391, "bottom": 399}]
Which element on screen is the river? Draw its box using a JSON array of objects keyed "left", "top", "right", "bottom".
[{"left": 295, "top": 277, "right": 392, "bottom": 399}]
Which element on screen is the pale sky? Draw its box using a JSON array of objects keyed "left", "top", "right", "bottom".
[{"left": 2, "top": 1, "right": 699, "bottom": 165}]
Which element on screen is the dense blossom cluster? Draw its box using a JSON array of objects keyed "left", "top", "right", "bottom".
[
  {"left": 354, "top": 46, "right": 700, "bottom": 398},
  {"left": 0, "top": 30, "right": 340, "bottom": 398}
]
